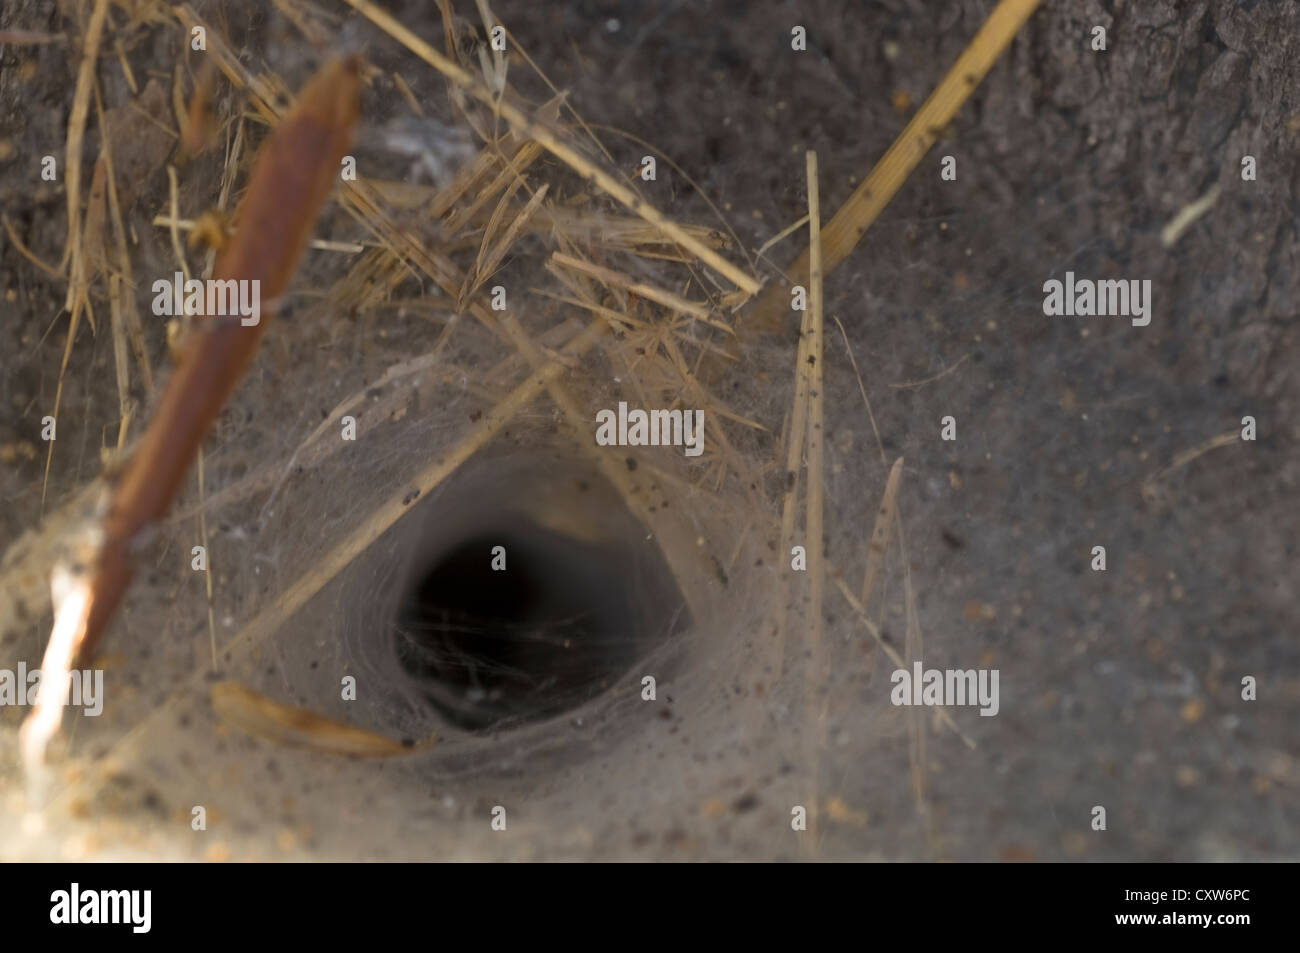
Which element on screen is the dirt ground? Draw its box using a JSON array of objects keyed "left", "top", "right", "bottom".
[{"left": 0, "top": 0, "right": 1296, "bottom": 861}]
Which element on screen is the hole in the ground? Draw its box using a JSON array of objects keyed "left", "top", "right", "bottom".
[{"left": 393, "top": 492, "right": 686, "bottom": 733}]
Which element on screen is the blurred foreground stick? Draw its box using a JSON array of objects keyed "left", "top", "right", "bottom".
[{"left": 20, "top": 56, "right": 363, "bottom": 784}]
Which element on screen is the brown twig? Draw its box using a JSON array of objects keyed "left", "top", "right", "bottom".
[{"left": 20, "top": 55, "right": 364, "bottom": 786}]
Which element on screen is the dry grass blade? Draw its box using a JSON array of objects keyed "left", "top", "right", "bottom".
[
  {"left": 801, "top": 150, "right": 826, "bottom": 854},
  {"left": 774, "top": 311, "right": 813, "bottom": 674},
  {"left": 1161, "top": 185, "right": 1222, "bottom": 248},
  {"left": 43, "top": 150, "right": 109, "bottom": 509},
  {"left": 2, "top": 215, "right": 64, "bottom": 280},
  {"left": 39, "top": 285, "right": 91, "bottom": 512},
  {"left": 831, "top": 573, "right": 975, "bottom": 751},
  {"left": 440, "top": 141, "right": 543, "bottom": 236},
  {"left": 861, "top": 456, "right": 904, "bottom": 609},
  {"left": 342, "top": 0, "right": 760, "bottom": 297},
  {"left": 461, "top": 181, "right": 549, "bottom": 305},
  {"left": 750, "top": 0, "right": 1044, "bottom": 329},
  {"left": 535, "top": 216, "right": 725, "bottom": 260},
  {"left": 901, "top": 522, "right": 927, "bottom": 809},
  {"left": 97, "top": 97, "right": 155, "bottom": 398},
  {"left": 1141, "top": 430, "right": 1240, "bottom": 502},
  {"left": 583, "top": 122, "right": 753, "bottom": 272},
  {"left": 888, "top": 353, "right": 970, "bottom": 389},
  {"left": 339, "top": 178, "right": 510, "bottom": 346},
  {"left": 427, "top": 131, "right": 526, "bottom": 219},
  {"left": 804, "top": 150, "right": 826, "bottom": 663},
  {"left": 60, "top": 0, "right": 109, "bottom": 280},
  {"left": 211, "top": 682, "right": 430, "bottom": 757},
  {"left": 151, "top": 215, "right": 366, "bottom": 254},
  {"left": 550, "top": 252, "right": 729, "bottom": 332}
]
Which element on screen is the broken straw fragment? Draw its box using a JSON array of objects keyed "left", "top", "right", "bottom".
[{"left": 212, "top": 683, "right": 432, "bottom": 757}]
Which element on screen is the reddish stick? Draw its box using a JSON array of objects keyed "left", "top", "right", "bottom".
[
  {"left": 87, "top": 55, "right": 362, "bottom": 655},
  {"left": 21, "top": 57, "right": 362, "bottom": 779}
]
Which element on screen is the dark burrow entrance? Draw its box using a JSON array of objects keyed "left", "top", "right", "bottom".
[{"left": 393, "top": 504, "right": 687, "bottom": 733}]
